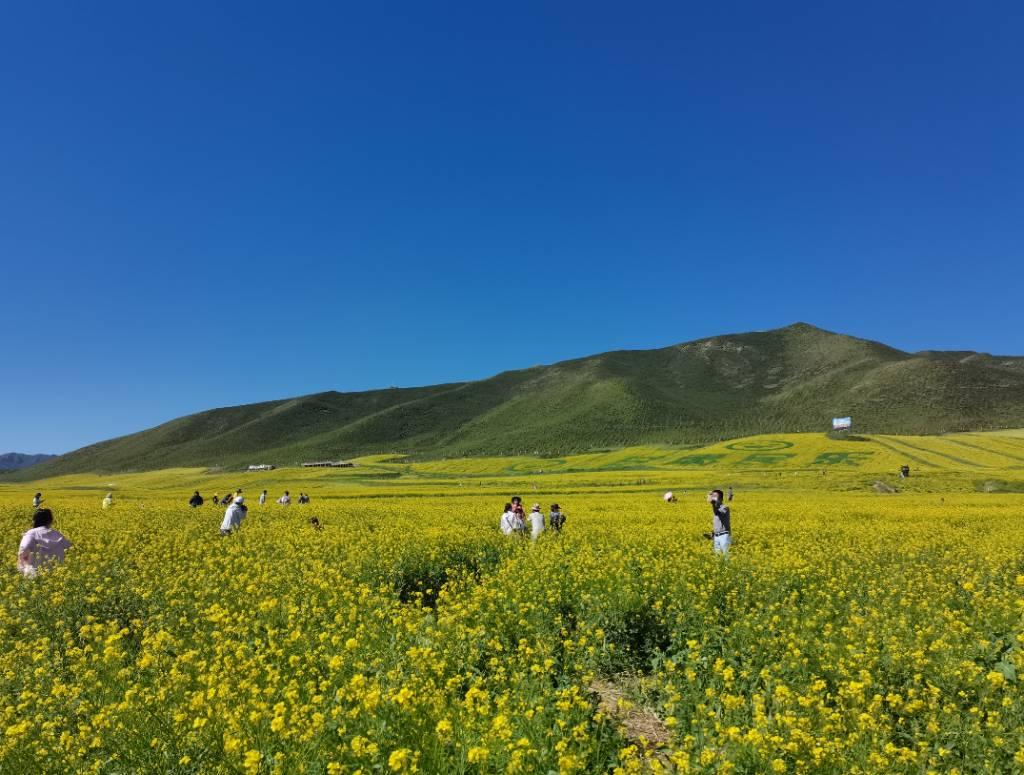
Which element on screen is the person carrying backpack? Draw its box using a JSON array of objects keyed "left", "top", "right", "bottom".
[{"left": 549, "top": 504, "right": 566, "bottom": 532}]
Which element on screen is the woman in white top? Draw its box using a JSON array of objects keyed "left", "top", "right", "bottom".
[
  {"left": 18, "top": 509, "right": 72, "bottom": 577},
  {"left": 500, "top": 503, "right": 524, "bottom": 536},
  {"left": 220, "top": 496, "right": 248, "bottom": 535},
  {"left": 529, "top": 503, "right": 545, "bottom": 540}
]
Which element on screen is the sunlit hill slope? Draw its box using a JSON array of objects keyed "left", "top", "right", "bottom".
[{"left": 12, "top": 323, "right": 1024, "bottom": 477}]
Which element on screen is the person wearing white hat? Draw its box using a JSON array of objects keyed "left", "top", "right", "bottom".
[
  {"left": 529, "top": 503, "right": 545, "bottom": 541},
  {"left": 663, "top": 491, "right": 675, "bottom": 503},
  {"left": 220, "top": 495, "right": 247, "bottom": 535}
]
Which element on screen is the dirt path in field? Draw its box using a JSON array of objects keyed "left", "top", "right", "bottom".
[{"left": 590, "top": 678, "right": 671, "bottom": 768}]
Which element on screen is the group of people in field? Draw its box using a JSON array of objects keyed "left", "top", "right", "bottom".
[
  {"left": 500, "top": 496, "right": 566, "bottom": 540},
  {"left": 14, "top": 484, "right": 732, "bottom": 577},
  {"left": 200, "top": 489, "right": 311, "bottom": 507},
  {"left": 206, "top": 488, "right": 317, "bottom": 535},
  {"left": 497, "top": 489, "right": 732, "bottom": 554}
]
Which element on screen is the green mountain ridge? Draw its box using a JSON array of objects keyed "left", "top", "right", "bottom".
[{"left": 12, "top": 323, "right": 1024, "bottom": 477}]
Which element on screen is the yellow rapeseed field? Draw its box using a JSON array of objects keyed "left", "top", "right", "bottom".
[{"left": 2, "top": 433, "right": 1023, "bottom": 773}]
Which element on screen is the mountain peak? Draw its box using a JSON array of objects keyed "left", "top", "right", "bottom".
[{"left": 780, "top": 321, "right": 828, "bottom": 333}]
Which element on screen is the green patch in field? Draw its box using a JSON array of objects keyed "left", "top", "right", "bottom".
[
  {"left": 506, "top": 461, "right": 556, "bottom": 474},
  {"left": 599, "top": 456, "right": 667, "bottom": 470},
  {"left": 975, "top": 479, "right": 1024, "bottom": 493},
  {"left": 812, "top": 452, "right": 876, "bottom": 467},
  {"left": 736, "top": 453, "right": 797, "bottom": 466},
  {"left": 725, "top": 440, "right": 794, "bottom": 452},
  {"left": 670, "top": 454, "right": 728, "bottom": 467}
]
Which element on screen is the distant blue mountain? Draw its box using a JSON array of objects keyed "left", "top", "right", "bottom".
[{"left": 0, "top": 453, "right": 56, "bottom": 471}]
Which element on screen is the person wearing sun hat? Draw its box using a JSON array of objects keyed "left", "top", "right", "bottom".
[
  {"left": 529, "top": 503, "right": 545, "bottom": 541},
  {"left": 549, "top": 504, "right": 566, "bottom": 533},
  {"left": 220, "top": 495, "right": 247, "bottom": 535}
]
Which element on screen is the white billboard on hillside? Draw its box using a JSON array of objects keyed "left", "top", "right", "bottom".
[{"left": 832, "top": 417, "right": 852, "bottom": 430}]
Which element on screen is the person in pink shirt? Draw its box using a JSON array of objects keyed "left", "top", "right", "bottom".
[{"left": 17, "top": 509, "right": 72, "bottom": 578}]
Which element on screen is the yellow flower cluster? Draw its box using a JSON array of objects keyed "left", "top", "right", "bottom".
[{"left": 0, "top": 477, "right": 1022, "bottom": 773}]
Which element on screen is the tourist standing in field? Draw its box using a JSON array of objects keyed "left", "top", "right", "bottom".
[
  {"left": 17, "top": 509, "right": 72, "bottom": 577},
  {"left": 212, "top": 494, "right": 220, "bottom": 505},
  {"left": 529, "top": 504, "right": 545, "bottom": 540},
  {"left": 102, "top": 492, "right": 114, "bottom": 509},
  {"left": 278, "top": 491, "right": 291, "bottom": 505},
  {"left": 189, "top": 491, "right": 203, "bottom": 508},
  {"left": 32, "top": 492, "right": 43, "bottom": 508},
  {"left": 500, "top": 503, "right": 524, "bottom": 536},
  {"left": 220, "top": 496, "right": 247, "bottom": 535},
  {"left": 549, "top": 504, "right": 566, "bottom": 532},
  {"left": 704, "top": 489, "right": 731, "bottom": 555},
  {"left": 511, "top": 496, "right": 525, "bottom": 523},
  {"left": 259, "top": 490, "right": 267, "bottom": 506},
  {"left": 727, "top": 486, "right": 734, "bottom": 502}
]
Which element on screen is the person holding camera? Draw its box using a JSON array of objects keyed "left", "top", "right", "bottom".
[
  {"left": 220, "top": 496, "right": 248, "bottom": 535},
  {"left": 703, "top": 489, "right": 731, "bottom": 555}
]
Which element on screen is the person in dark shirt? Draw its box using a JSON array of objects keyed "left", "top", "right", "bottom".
[
  {"left": 703, "top": 489, "right": 731, "bottom": 555},
  {"left": 189, "top": 491, "right": 204, "bottom": 508},
  {"left": 549, "top": 504, "right": 566, "bottom": 532}
]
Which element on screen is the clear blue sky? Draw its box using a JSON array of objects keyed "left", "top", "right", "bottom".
[{"left": 2, "top": 1, "right": 1022, "bottom": 454}]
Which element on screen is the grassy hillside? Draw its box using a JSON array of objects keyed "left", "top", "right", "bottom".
[{"left": 10, "top": 323, "right": 1024, "bottom": 477}]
